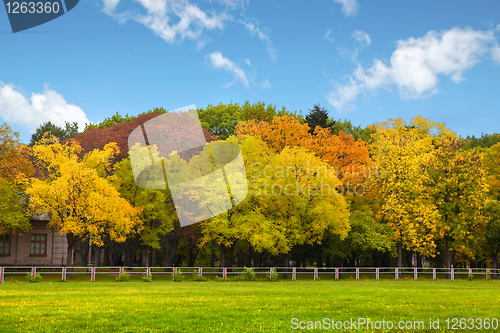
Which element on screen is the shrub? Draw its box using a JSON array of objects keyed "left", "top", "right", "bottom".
[
  {"left": 265, "top": 270, "right": 279, "bottom": 282},
  {"left": 191, "top": 270, "right": 208, "bottom": 282},
  {"left": 26, "top": 273, "right": 43, "bottom": 283},
  {"left": 116, "top": 272, "right": 130, "bottom": 282},
  {"left": 172, "top": 269, "right": 185, "bottom": 282},
  {"left": 239, "top": 267, "right": 256, "bottom": 281},
  {"left": 214, "top": 276, "right": 230, "bottom": 282},
  {"left": 141, "top": 273, "right": 153, "bottom": 282},
  {"left": 468, "top": 272, "right": 474, "bottom": 281}
]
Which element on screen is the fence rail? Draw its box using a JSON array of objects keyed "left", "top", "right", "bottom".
[{"left": 0, "top": 266, "right": 498, "bottom": 283}]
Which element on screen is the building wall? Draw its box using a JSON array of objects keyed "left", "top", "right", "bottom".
[{"left": 0, "top": 221, "right": 68, "bottom": 266}]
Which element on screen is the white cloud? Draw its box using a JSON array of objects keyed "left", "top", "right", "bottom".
[
  {"left": 216, "top": 0, "right": 247, "bottom": 9},
  {"left": 492, "top": 45, "right": 500, "bottom": 63},
  {"left": 340, "top": 30, "right": 371, "bottom": 62},
  {"left": 240, "top": 20, "right": 278, "bottom": 62},
  {"left": 332, "top": 0, "right": 359, "bottom": 17},
  {"left": 102, "top": 0, "right": 230, "bottom": 48},
  {"left": 0, "top": 83, "right": 90, "bottom": 132},
  {"left": 101, "top": 0, "right": 121, "bottom": 14},
  {"left": 328, "top": 27, "right": 497, "bottom": 110},
  {"left": 245, "top": 58, "right": 252, "bottom": 67},
  {"left": 323, "top": 29, "right": 335, "bottom": 43},
  {"left": 206, "top": 51, "right": 249, "bottom": 88},
  {"left": 261, "top": 79, "right": 271, "bottom": 89},
  {"left": 352, "top": 30, "right": 371, "bottom": 47}
]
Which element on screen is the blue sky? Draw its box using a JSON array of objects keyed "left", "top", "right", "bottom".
[{"left": 1, "top": 0, "right": 500, "bottom": 144}]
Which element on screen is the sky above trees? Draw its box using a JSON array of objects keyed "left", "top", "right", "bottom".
[{"left": 1, "top": 0, "right": 500, "bottom": 143}]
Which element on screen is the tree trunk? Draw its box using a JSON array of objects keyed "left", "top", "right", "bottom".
[
  {"left": 325, "top": 255, "right": 331, "bottom": 269},
  {"left": 316, "top": 246, "right": 323, "bottom": 269},
  {"left": 444, "top": 236, "right": 452, "bottom": 279},
  {"left": 283, "top": 253, "right": 290, "bottom": 279},
  {"left": 416, "top": 252, "right": 422, "bottom": 269},
  {"left": 219, "top": 244, "right": 226, "bottom": 277},
  {"left": 152, "top": 248, "right": 157, "bottom": 267},
  {"left": 210, "top": 247, "right": 215, "bottom": 267},
  {"left": 491, "top": 252, "right": 499, "bottom": 278},
  {"left": 397, "top": 241, "right": 402, "bottom": 279},
  {"left": 160, "top": 221, "right": 181, "bottom": 267},
  {"left": 187, "top": 237, "right": 198, "bottom": 267},
  {"left": 219, "top": 243, "right": 226, "bottom": 267}
]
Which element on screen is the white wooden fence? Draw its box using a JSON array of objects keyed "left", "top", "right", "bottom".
[{"left": 0, "top": 266, "right": 497, "bottom": 283}]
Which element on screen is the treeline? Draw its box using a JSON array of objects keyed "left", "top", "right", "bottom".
[{"left": 1, "top": 102, "right": 500, "bottom": 272}]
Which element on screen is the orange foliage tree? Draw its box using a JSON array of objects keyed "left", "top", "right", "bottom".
[{"left": 235, "top": 115, "right": 372, "bottom": 193}]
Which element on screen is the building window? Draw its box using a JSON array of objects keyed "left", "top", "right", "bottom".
[
  {"left": 0, "top": 234, "right": 10, "bottom": 255},
  {"left": 30, "top": 234, "right": 47, "bottom": 256}
]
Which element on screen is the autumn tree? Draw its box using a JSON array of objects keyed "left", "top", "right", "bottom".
[
  {"left": 0, "top": 123, "right": 33, "bottom": 234},
  {"left": 370, "top": 117, "right": 443, "bottom": 270},
  {"left": 0, "top": 123, "right": 33, "bottom": 182},
  {"left": 236, "top": 115, "right": 372, "bottom": 192},
  {"left": 200, "top": 136, "right": 350, "bottom": 268},
  {"left": 426, "top": 137, "right": 488, "bottom": 273},
  {"left": 73, "top": 108, "right": 217, "bottom": 165},
  {"left": 26, "top": 135, "right": 142, "bottom": 266},
  {"left": 111, "top": 157, "right": 177, "bottom": 266}
]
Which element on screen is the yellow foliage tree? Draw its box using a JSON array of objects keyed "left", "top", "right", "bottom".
[
  {"left": 370, "top": 117, "right": 444, "bottom": 269},
  {"left": 200, "top": 136, "right": 350, "bottom": 267},
  {"left": 426, "top": 137, "right": 488, "bottom": 272},
  {"left": 26, "top": 135, "right": 142, "bottom": 266}
]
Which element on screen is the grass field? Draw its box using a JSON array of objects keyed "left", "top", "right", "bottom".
[{"left": 1, "top": 279, "right": 500, "bottom": 332}]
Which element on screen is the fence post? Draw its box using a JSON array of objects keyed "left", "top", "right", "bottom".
[
  {"left": 414, "top": 267, "right": 417, "bottom": 280},
  {"left": 199, "top": 267, "right": 202, "bottom": 277},
  {"left": 395, "top": 268, "right": 398, "bottom": 280},
  {"left": 91, "top": 267, "right": 96, "bottom": 282},
  {"left": 269, "top": 267, "right": 273, "bottom": 280},
  {"left": 0, "top": 266, "right": 4, "bottom": 283},
  {"left": 376, "top": 268, "right": 379, "bottom": 280},
  {"left": 451, "top": 268, "right": 454, "bottom": 281},
  {"left": 356, "top": 267, "right": 359, "bottom": 280},
  {"left": 292, "top": 267, "right": 296, "bottom": 281},
  {"left": 147, "top": 267, "right": 151, "bottom": 276},
  {"left": 119, "top": 267, "right": 124, "bottom": 275},
  {"left": 486, "top": 268, "right": 490, "bottom": 279},
  {"left": 32, "top": 267, "right": 36, "bottom": 277},
  {"left": 314, "top": 268, "right": 318, "bottom": 281},
  {"left": 468, "top": 268, "right": 472, "bottom": 277},
  {"left": 433, "top": 268, "right": 436, "bottom": 280},
  {"left": 62, "top": 267, "right": 67, "bottom": 281}
]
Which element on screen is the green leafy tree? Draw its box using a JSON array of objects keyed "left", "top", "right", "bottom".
[
  {"left": 306, "top": 103, "right": 331, "bottom": 134},
  {"left": 0, "top": 179, "right": 31, "bottom": 234},
  {"left": 198, "top": 101, "right": 298, "bottom": 139},
  {"left": 331, "top": 120, "right": 376, "bottom": 143},
  {"left": 464, "top": 133, "right": 500, "bottom": 150},
  {"left": 29, "top": 121, "right": 78, "bottom": 146}
]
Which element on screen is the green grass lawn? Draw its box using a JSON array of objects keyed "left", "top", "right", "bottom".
[{"left": 1, "top": 279, "right": 500, "bottom": 332}]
